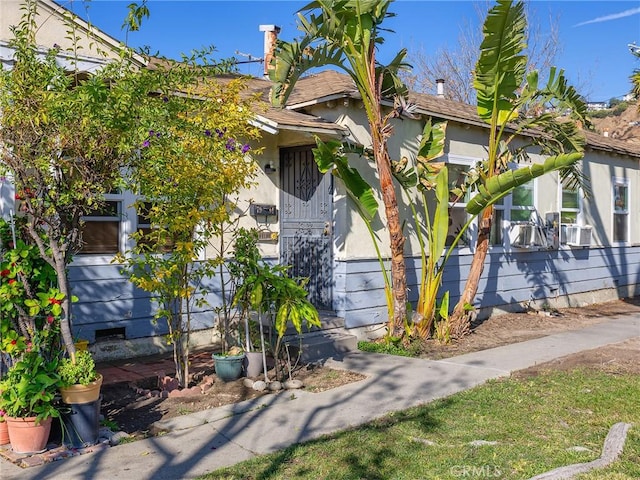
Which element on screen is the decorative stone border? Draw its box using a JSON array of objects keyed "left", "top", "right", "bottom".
[{"left": 529, "top": 423, "right": 632, "bottom": 480}]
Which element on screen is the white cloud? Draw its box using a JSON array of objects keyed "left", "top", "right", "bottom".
[{"left": 574, "top": 7, "right": 640, "bottom": 27}]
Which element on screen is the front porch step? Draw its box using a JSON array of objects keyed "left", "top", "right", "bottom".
[
  {"left": 282, "top": 329, "right": 358, "bottom": 362},
  {"left": 268, "top": 313, "right": 358, "bottom": 362},
  {"left": 278, "top": 311, "right": 346, "bottom": 337}
]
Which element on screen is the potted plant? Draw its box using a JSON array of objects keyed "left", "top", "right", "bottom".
[
  {"left": 57, "top": 350, "right": 102, "bottom": 404},
  {"left": 0, "top": 352, "right": 61, "bottom": 454},
  {"left": 233, "top": 237, "right": 322, "bottom": 384},
  {"left": 227, "top": 228, "right": 263, "bottom": 378},
  {"left": 57, "top": 349, "right": 103, "bottom": 447},
  {"left": 212, "top": 345, "right": 246, "bottom": 382},
  {"left": 0, "top": 410, "right": 9, "bottom": 446}
]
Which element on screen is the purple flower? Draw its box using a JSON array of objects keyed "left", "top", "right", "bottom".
[
  {"left": 142, "top": 140, "right": 150, "bottom": 148},
  {"left": 215, "top": 128, "right": 226, "bottom": 138},
  {"left": 204, "top": 129, "right": 212, "bottom": 137},
  {"left": 225, "top": 138, "right": 236, "bottom": 152},
  {"left": 241, "top": 143, "right": 251, "bottom": 154},
  {"left": 149, "top": 130, "right": 155, "bottom": 136},
  {"left": 163, "top": 96, "right": 169, "bottom": 102},
  {"left": 156, "top": 132, "right": 161, "bottom": 137}
]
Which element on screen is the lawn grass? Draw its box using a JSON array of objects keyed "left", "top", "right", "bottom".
[{"left": 201, "top": 369, "right": 639, "bottom": 480}]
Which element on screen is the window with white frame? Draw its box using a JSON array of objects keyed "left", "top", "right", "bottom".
[
  {"left": 560, "top": 185, "right": 580, "bottom": 224},
  {"left": 490, "top": 173, "right": 536, "bottom": 246},
  {"left": 80, "top": 192, "right": 123, "bottom": 254},
  {"left": 445, "top": 158, "right": 474, "bottom": 247},
  {"left": 613, "top": 178, "right": 629, "bottom": 243},
  {"left": 136, "top": 201, "right": 175, "bottom": 253},
  {"left": 559, "top": 184, "right": 582, "bottom": 245}
]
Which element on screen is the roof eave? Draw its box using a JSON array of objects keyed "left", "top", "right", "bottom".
[
  {"left": 277, "top": 125, "right": 347, "bottom": 136},
  {"left": 46, "top": 0, "right": 146, "bottom": 67},
  {"left": 286, "top": 92, "right": 361, "bottom": 110},
  {"left": 252, "top": 114, "right": 346, "bottom": 137}
]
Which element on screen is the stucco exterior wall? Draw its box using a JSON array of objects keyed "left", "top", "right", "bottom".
[
  {"left": 1, "top": 0, "right": 125, "bottom": 62},
  {"left": 582, "top": 148, "right": 640, "bottom": 246}
]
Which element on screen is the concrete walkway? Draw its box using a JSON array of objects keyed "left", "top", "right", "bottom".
[{"left": 1, "top": 314, "right": 638, "bottom": 480}]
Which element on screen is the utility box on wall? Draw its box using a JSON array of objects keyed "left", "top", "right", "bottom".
[{"left": 545, "top": 212, "right": 560, "bottom": 249}]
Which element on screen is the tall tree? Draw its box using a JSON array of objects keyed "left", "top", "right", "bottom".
[
  {"left": 403, "top": 1, "right": 562, "bottom": 104},
  {"left": 449, "top": 0, "right": 590, "bottom": 336},
  {"left": 270, "top": 0, "right": 413, "bottom": 336},
  {"left": 116, "top": 74, "right": 261, "bottom": 387},
  {"left": 0, "top": 1, "right": 155, "bottom": 359}
]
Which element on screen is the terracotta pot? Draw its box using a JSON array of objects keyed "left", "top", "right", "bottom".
[
  {"left": 6, "top": 416, "right": 52, "bottom": 454},
  {"left": 0, "top": 420, "right": 9, "bottom": 446},
  {"left": 59, "top": 373, "right": 103, "bottom": 404}
]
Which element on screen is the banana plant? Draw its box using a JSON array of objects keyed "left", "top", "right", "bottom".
[
  {"left": 236, "top": 261, "right": 321, "bottom": 382},
  {"left": 269, "top": 0, "right": 413, "bottom": 336},
  {"left": 449, "top": 0, "right": 590, "bottom": 336},
  {"left": 312, "top": 138, "right": 396, "bottom": 330},
  {"left": 314, "top": 118, "right": 464, "bottom": 341},
  {"left": 466, "top": 151, "right": 583, "bottom": 214},
  {"left": 392, "top": 119, "right": 455, "bottom": 339}
]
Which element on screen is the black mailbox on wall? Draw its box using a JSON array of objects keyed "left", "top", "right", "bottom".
[{"left": 250, "top": 204, "right": 277, "bottom": 217}]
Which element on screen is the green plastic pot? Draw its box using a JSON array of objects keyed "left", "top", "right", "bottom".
[{"left": 213, "top": 353, "right": 245, "bottom": 382}]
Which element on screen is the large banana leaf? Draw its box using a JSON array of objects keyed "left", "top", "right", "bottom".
[
  {"left": 432, "top": 167, "right": 449, "bottom": 262},
  {"left": 312, "top": 138, "right": 378, "bottom": 221},
  {"left": 466, "top": 151, "right": 583, "bottom": 215},
  {"left": 473, "top": 0, "right": 527, "bottom": 125},
  {"left": 270, "top": 0, "right": 405, "bottom": 109},
  {"left": 269, "top": 39, "right": 343, "bottom": 107}
]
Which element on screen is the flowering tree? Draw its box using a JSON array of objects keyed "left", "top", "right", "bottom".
[
  {"left": 0, "top": 218, "right": 64, "bottom": 368},
  {"left": 0, "top": 2, "right": 158, "bottom": 360},
  {"left": 116, "top": 73, "right": 261, "bottom": 387}
]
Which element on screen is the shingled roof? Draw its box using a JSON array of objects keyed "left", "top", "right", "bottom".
[
  {"left": 286, "top": 70, "right": 360, "bottom": 106},
  {"left": 283, "top": 70, "right": 640, "bottom": 159}
]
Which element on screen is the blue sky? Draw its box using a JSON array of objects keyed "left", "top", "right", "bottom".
[{"left": 66, "top": 1, "right": 640, "bottom": 102}]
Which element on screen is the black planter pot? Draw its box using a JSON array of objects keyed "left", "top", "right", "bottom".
[{"left": 60, "top": 395, "right": 102, "bottom": 448}]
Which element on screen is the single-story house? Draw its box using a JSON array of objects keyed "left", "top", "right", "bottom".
[{"left": 2, "top": 1, "right": 640, "bottom": 360}]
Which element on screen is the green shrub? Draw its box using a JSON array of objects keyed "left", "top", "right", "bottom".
[
  {"left": 357, "top": 340, "right": 421, "bottom": 357},
  {"left": 588, "top": 109, "right": 610, "bottom": 119},
  {"left": 57, "top": 350, "right": 98, "bottom": 386},
  {"left": 612, "top": 101, "right": 628, "bottom": 116}
]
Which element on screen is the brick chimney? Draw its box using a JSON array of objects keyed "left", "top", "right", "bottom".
[{"left": 259, "top": 24, "right": 281, "bottom": 78}]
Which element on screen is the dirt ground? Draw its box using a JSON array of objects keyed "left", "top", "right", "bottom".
[
  {"left": 101, "top": 298, "right": 640, "bottom": 439},
  {"left": 101, "top": 363, "right": 367, "bottom": 439}
]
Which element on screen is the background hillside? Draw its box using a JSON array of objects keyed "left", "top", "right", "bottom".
[{"left": 589, "top": 101, "right": 640, "bottom": 144}]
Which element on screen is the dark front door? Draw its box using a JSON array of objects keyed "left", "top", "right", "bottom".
[{"left": 280, "top": 146, "right": 333, "bottom": 310}]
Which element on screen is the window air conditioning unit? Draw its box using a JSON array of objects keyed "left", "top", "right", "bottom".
[
  {"left": 512, "top": 224, "right": 541, "bottom": 248},
  {"left": 564, "top": 224, "right": 592, "bottom": 247}
]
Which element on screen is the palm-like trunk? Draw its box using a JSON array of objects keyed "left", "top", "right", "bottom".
[
  {"left": 450, "top": 205, "right": 493, "bottom": 336},
  {"left": 367, "top": 61, "right": 407, "bottom": 336},
  {"left": 374, "top": 137, "right": 407, "bottom": 336}
]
